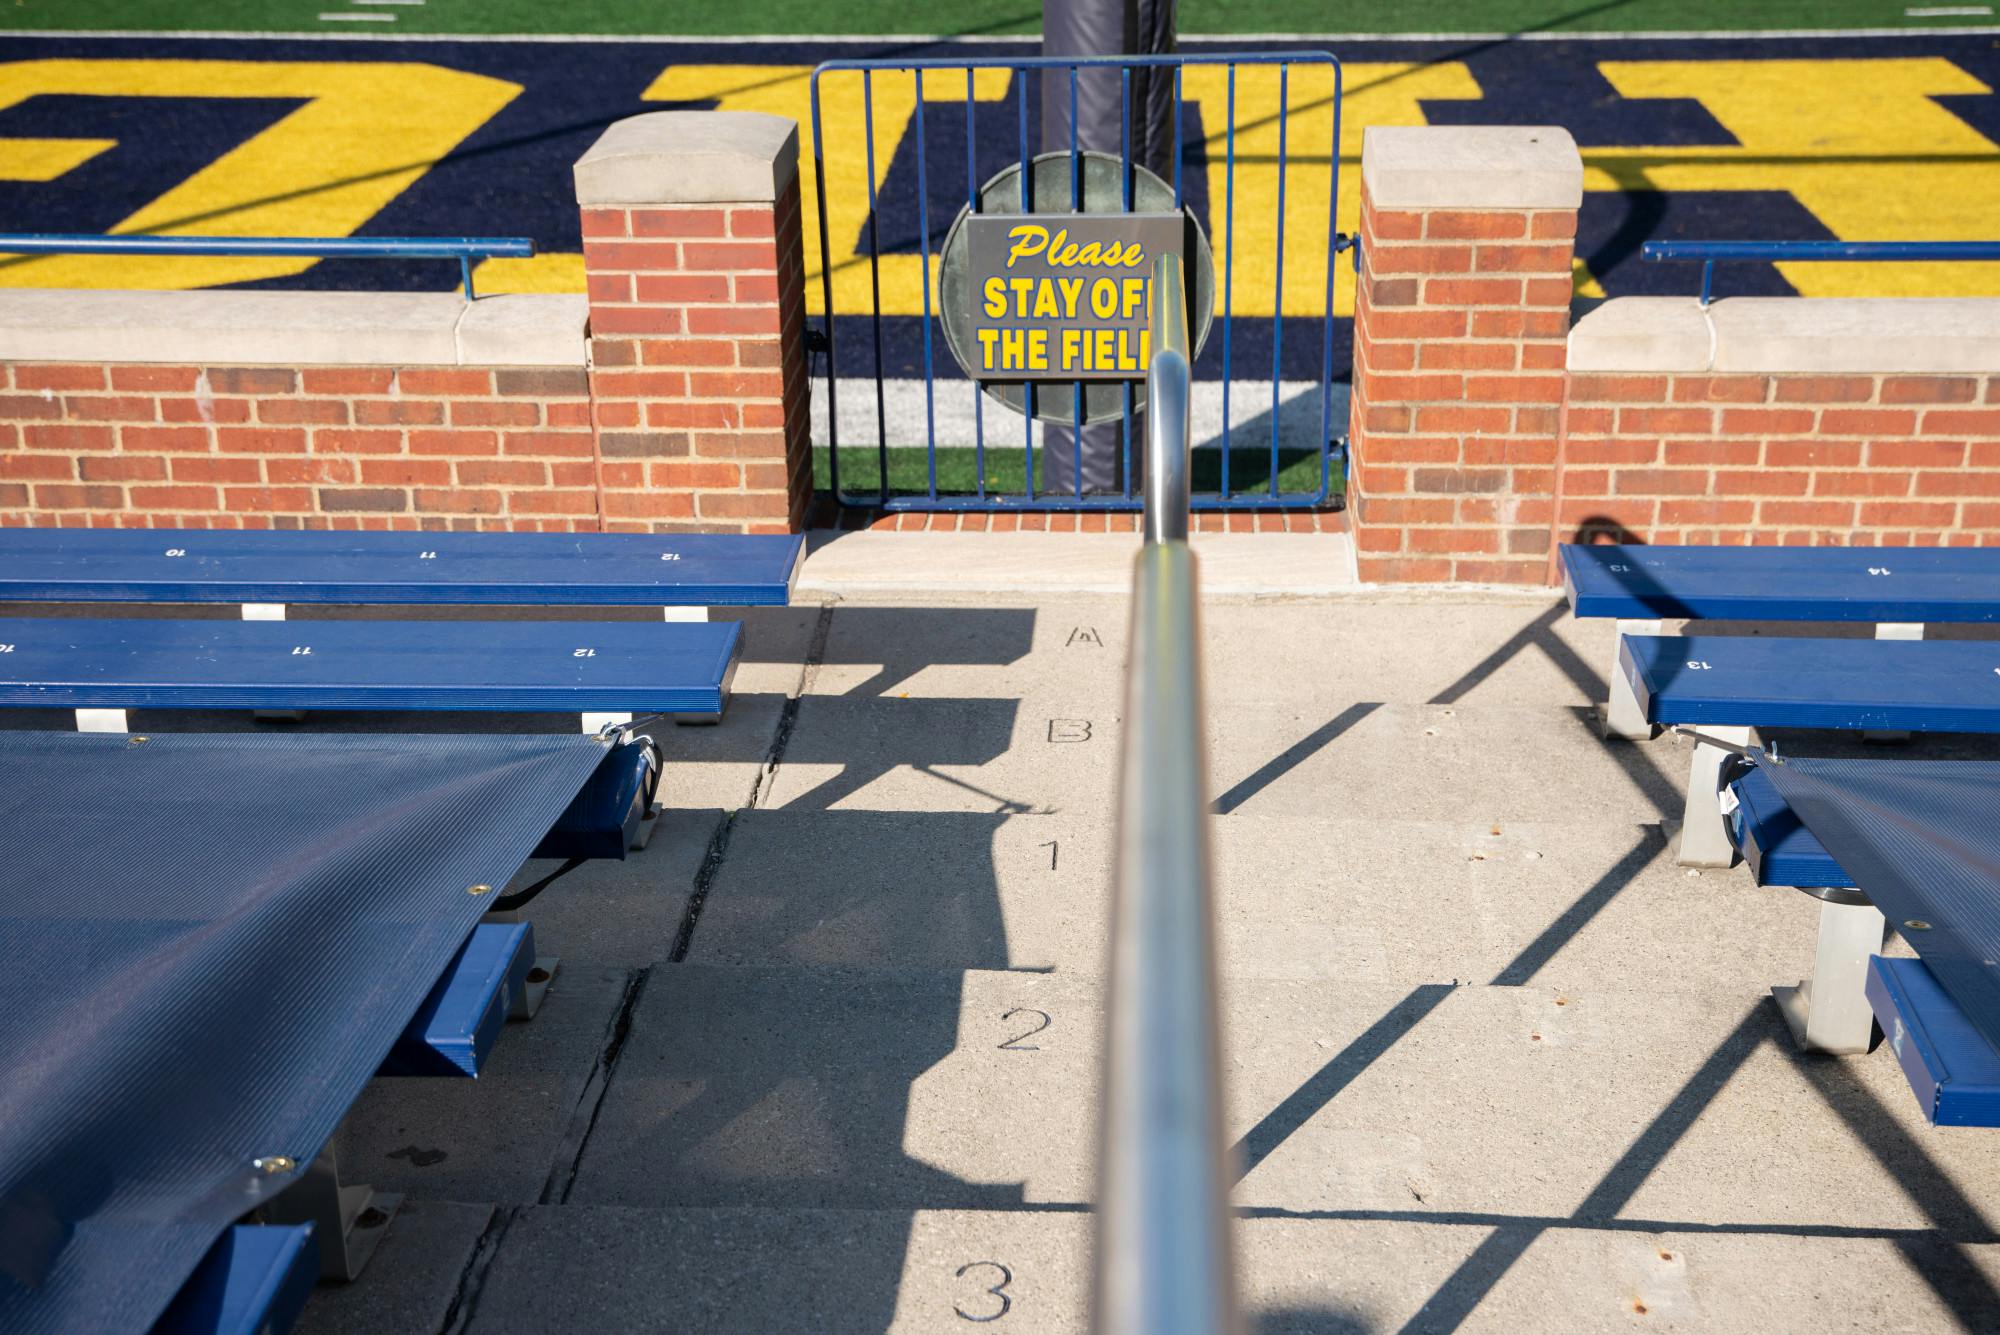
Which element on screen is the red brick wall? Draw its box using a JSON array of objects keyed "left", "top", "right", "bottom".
[
  {"left": 0, "top": 363, "right": 597, "bottom": 530},
  {"left": 580, "top": 177, "right": 812, "bottom": 535},
  {"left": 1557, "top": 372, "right": 2000, "bottom": 549},
  {"left": 1346, "top": 189, "right": 1580, "bottom": 583}
]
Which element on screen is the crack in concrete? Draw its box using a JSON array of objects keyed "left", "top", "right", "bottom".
[{"left": 436, "top": 1203, "right": 516, "bottom": 1335}]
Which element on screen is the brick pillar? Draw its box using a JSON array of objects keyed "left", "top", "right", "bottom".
[
  {"left": 574, "top": 112, "right": 812, "bottom": 533},
  {"left": 1347, "top": 127, "right": 1582, "bottom": 583}
]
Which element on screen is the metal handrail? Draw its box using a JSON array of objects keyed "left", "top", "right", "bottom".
[
  {"left": 1641, "top": 239, "right": 2000, "bottom": 307},
  {"left": 1094, "top": 253, "right": 1239, "bottom": 1335},
  {"left": 0, "top": 233, "right": 535, "bottom": 299}
]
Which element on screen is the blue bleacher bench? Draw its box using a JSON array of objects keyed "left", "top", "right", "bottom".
[
  {"left": 0, "top": 615, "right": 739, "bottom": 717},
  {"left": 1727, "top": 764, "right": 2000, "bottom": 1121},
  {"left": 381, "top": 922, "right": 536, "bottom": 1079},
  {"left": 1620, "top": 633, "right": 2000, "bottom": 866},
  {"left": 152, "top": 1225, "right": 318, "bottom": 1335},
  {"left": 1561, "top": 542, "right": 2000, "bottom": 624},
  {"left": 0, "top": 527, "right": 805, "bottom": 607},
  {"left": 1621, "top": 634, "right": 2000, "bottom": 734},
  {"left": 1729, "top": 765, "right": 1850, "bottom": 892},
  {"left": 1559, "top": 543, "right": 2000, "bottom": 752},
  {"left": 1869, "top": 955, "right": 2000, "bottom": 1127}
]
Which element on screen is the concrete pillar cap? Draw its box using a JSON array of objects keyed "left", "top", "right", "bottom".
[
  {"left": 574, "top": 111, "right": 799, "bottom": 207},
  {"left": 1362, "top": 126, "right": 1582, "bottom": 211}
]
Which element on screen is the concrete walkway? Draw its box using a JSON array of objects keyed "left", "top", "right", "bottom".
[{"left": 291, "top": 557, "right": 2000, "bottom": 1333}]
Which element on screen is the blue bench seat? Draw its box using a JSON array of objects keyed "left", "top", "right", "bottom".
[
  {"left": 1622, "top": 634, "right": 2000, "bottom": 866},
  {"left": 0, "top": 616, "right": 739, "bottom": 716},
  {"left": 0, "top": 527, "right": 804, "bottom": 607},
  {"left": 1869, "top": 956, "right": 2000, "bottom": 1127},
  {"left": 1562, "top": 543, "right": 2000, "bottom": 624},
  {"left": 382, "top": 922, "right": 536, "bottom": 1079},
  {"left": 1559, "top": 543, "right": 2000, "bottom": 751},
  {"left": 153, "top": 1225, "right": 318, "bottom": 1335},
  {"left": 1622, "top": 634, "right": 2000, "bottom": 734},
  {"left": 1729, "top": 765, "right": 1851, "bottom": 891}
]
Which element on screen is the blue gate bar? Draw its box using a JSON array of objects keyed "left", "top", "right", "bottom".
[
  {"left": 808, "top": 52, "right": 1343, "bottom": 514},
  {"left": 0, "top": 233, "right": 532, "bottom": 299},
  {"left": 1642, "top": 239, "right": 2000, "bottom": 307}
]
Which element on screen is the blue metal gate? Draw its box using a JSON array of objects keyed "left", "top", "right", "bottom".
[{"left": 807, "top": 52, "right": 1345, "bottom": 512}]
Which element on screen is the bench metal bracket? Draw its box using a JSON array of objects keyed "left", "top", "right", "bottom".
[
  {"left": 1775, "top": 899, "right": 1890, "bottom": 1055},
  {"left": 1602, "top": 619, "right": 1661, "bottom": 740},
  {"left": 259, "top": 1145, "right": 401, "bottom": 1282}
]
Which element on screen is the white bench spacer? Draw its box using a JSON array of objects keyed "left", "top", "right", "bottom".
[
  {"left": 76, "top": 708, "right": 129, "bottom": 733},
  {"left": 241, "top": 603, "right": 287, "bottom": 621},
  {"left": 581, "top": 711, "right": 632, "bottom": 735},
  {"left": 662, "top": 606, "right": 708, "bottom": 623}
]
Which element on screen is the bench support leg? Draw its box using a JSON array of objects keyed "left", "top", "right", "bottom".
[
  {"left": 1863, "top": 622, "right": 1925, "bottom": 743},
  {"left": 511, "top": 957, "right": 559, "bottom": 1020},
  {"left": 1677, "top": 724, "right": 1755, "bottom": 867},
  {"left": 261, "top": 1145, "right": 401, "bottom": 1282},
  {"left": 1602, "top": 618, "right": 1662, "bottom": 740},
  {"left": 76, "top": 708, "right": 128, "bottom": 733},
  {"left": 1774, "top": 899, "right": 1889, "bottom": 1055}
]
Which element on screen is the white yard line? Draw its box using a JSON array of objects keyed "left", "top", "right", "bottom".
[
  {"left": 1905, "top": 5, "right": 1992, "bottom": 14},
  {"left": 315, "top": 11, "right": 397, "bottom": 21},
  {"left": 810, "top": 376, "right": 1342, "bottom": 451}
]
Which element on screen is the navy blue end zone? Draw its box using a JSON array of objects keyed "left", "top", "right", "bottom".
[
  {"left": 0, "top": 615, "right": 740, "bottom": 714},
  {"left": 1563, "top": 543, "right": 2000, "bottom": 623},
  {"left": 0, "top": 528, "right": 804, "bottom": 607}
]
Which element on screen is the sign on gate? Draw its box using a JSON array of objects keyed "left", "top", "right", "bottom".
[{"left": 959, "top": 213, "right": 1185, "bottom": 380}]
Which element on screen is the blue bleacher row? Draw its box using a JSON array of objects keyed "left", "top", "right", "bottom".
[
  {"left": 0, "top": 525, "right": 804, "bottom": 1335},
  {"left": 1561, "top": 542, "right": 2000, "bottom": 1123}
]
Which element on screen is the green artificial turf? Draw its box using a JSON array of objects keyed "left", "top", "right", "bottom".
[{"left": 815, "top": 444, "right": 1336, "bottom": 501}]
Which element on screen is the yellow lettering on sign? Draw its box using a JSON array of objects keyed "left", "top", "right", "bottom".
[
  {"left": 1057, "top": 276, "right": 1084, "bottom": 317},
  {"left": 645, "top": 63, "right": 1011, "bottom": 318},
  {"left": 0, "top": 59, "right": 520, "bottom": 289},
  {"left": 1592, "top": 59, "right": 2000, "bottom": 296},
  {"left": 1180, "top": 61, "right": 1481, "bottom": 317},
  {"left": 1006, "top": 224, "right": 1050, "bottom": 267}
]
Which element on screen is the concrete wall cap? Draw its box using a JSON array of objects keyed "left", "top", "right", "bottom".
[
  {"left": 1711, "top": 297, "right": 2000, "bottom": 373},
  {"left": 0, "top": 289, "right": 585, "bottom": 367},
  {"left": 456, "top": 293, "right": 587, "bottom": 366},
  {"left": 1361, "top": 126, "right": 1582, "bottom": 211},
  {"left": 1573, "top": 295, "right": 2000, "bottom": 374},
  {"left": 1568, "top": 298, "right": 1713, "bottom": 372},
  {"left": 574, "top": 111, "right": 799, "bottom": 206}
]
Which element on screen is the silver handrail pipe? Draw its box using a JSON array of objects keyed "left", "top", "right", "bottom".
[{"left": 1093, "top": 254, "right": 1241, "bottom": 1335}]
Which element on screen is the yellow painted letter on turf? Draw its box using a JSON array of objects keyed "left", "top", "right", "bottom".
[
  {"left": 0, "top": 59, "right": 520, "bottom": 289},
  {"left": 645, "top": 64, "right": 1011, "bottom": 318},
  {"left": 1593, "top": 59, "right": 2000, "bottom": 296},
  {"left": 1179, "top": 61, "right": 1481, "bottom": 317}
]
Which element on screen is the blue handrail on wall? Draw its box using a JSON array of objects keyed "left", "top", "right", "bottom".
[
  {"left": 0, "top": 234, "right": 535, "bottom": 299},
  {"left": 1642, "top": 239, "right": 2000, "bottom": 307}
]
